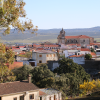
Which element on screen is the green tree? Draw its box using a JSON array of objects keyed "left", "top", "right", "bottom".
[
  {"left": 53, "top": 58, "right": 90, "bottom": 94},
  {"left": 90, "top": 48, "right": 95, "bottom": 53},
  {"left": 0, "top": 43, "right": 16, "bottom": 83},
  {"left": 0, "top": 0, "right": 38, "bottom": 35},
  {"left": 85, "top": 54, "right": 92, "bottom": 60},
  {"left": 12, "top": 64, "right": 32, "bottom": 81},
  {"left": 31, "top": 64, "right": 54, "bottom": 87}
]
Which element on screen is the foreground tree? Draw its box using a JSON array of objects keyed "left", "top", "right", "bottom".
[
  {"left": 0, "top": 0, "right": 38, "bottom": 35},
  {"left": 0, "top": 43, "right": 16, "bottom": 82}
]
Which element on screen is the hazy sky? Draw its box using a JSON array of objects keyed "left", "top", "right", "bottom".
[{"left": 23, "top": 0, "right": 100, "bottom": 29}]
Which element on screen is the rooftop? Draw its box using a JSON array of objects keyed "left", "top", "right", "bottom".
[
  {"left": 65, "top": 35, "right": 92, "bottom": 39},
  {"left": 40, "top": 88, "right": 60, "bottom": 96},
  {"left": 0, "top": 81, "right": 39, "bottom": 96},
  {"left": 33, "top": 50, "right": 56, "bottom": 54}
]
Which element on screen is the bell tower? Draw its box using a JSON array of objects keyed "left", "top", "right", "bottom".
[{"left": 57, "top": 28, "right": 65, "bottom": 44}]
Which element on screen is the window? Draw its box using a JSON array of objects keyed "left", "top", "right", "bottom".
[
  {"left": 39, "top": 60, "right": 42, "bottom": 63},
  {"left": 30, "top": 94, "right": 34, "bottom": 99},
  {"left": 39, "top": 55, "right": 42, "bottom": 57},
  {"left": 54, "top": 95, "right": 56, "bottom": 100},
  {"left": 20, "top": 95, "right": 24, "bottom": 100},
  {"left": 50, "top": 54, "right": 52, "bottom": 57},
  {"left": 40, "top": 97, "right": 42, "bottom": 100},
  {"left": 49, "top": 97, "right": 51, "bottom": 100},
  {"left": 13, "top": 97, "right": 17, "bottom": 100},
  {"left": 83, "top": 40, "right": 85, "bottom": 42}
]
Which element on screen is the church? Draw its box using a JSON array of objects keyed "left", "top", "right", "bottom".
[{"left": 57, "top": 28, "right": 94, "bottom": 46}]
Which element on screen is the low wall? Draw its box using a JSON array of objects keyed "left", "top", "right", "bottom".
[{"left": 81, "top": 60, "right": 100, "bottom": 70}]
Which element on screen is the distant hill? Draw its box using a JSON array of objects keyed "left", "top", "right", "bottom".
[{"left": 0, "top": 26, "right": 100, "bottom": 43}]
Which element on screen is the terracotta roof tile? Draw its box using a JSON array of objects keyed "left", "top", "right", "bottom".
[
  {"left": 67, "top": 44, "right": 81, "bottom": 46},
  {"left": 19, "top": 46, "right": 26, "bottom": 48},
  {"left": 33, "top": 44, "right": 42, "bottom": 48},
  {"left": 91, "top": 52, "right": 96, "bottom": 56},
  {"left": 69, "top": 54, "right": 84, "bottom": 57},
  {"left": 65, "top": 35, "right": 92, "bottom": 39},
  {"left": 81, "top": 48, "right": 91, "bottom": 51},
  {"left": 44, "top": 45, "right": 59, "bottom": 47},
  {"left": 0, "top": 81, "right": 39, "bottom": 96}
]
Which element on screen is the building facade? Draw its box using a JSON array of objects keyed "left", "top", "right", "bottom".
[
  {"left": 57, "top": 28, "right": 94, "bottom": 46},
  {"left": 32, "top": 50, "right": 58, "bottom": 65}
]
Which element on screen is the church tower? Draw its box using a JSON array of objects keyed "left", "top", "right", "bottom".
[{"left": 57, "top": 28, "right": 65, "bottom": 44}]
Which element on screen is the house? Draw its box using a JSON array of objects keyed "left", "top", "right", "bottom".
[
  {"left": 68, "top": 54, "right": 85, "bottom": 64},
  {"left": 32, "top": 50, "right": 58, "bottom": 65},
  {"left": 0, "top": 76, "right": 39, "bottom": 100},
  {"left": 91, "top": 52, "right": 97, "bottom": 58},
  {"left": 39, "top": 88, "right": 62, "bottom": 100},
  {"left": 80, "top": 48, "right": 91, "bottom": 55}
]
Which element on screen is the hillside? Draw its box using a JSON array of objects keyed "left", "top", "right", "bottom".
[{"left": 0, "top": 26, "right": 100, "bottom": 43}]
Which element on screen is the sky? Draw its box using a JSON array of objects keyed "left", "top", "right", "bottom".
[{"left": 23, "top": 0, "right": 100, "bottom": 29}]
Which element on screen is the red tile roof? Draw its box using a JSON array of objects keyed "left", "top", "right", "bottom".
[
  {"left": 36, "top": 48, "right": 44, "bottom": 50},
  {"left": 33, "top": 44, "right": 42, "bottom": 48},
  {"left": 19, "top": 46, "right": 26, "bottom": 48},
  {"left": 90, "top": 43, "right": 100, "bottom": 46},
  {"left": 0, "top": 81, "right": 39, "bottom": 95},
  {"left": 65, "top": 35, "right": 92, "bottom": 39},
  {"left": 91, "top": 52, "right": 96, "bottom": 56},
  {"left": 44, "top": 45, "right": 59, "bottom": 47},
  {"left": 69, "top": 54, "right": 84, "bottom": 57},
  {"left": 67, "top": 44, "right": 81, "bottom": 46},
  {"left": 81, "top": 48, "right": 91, "bottom": 51}
]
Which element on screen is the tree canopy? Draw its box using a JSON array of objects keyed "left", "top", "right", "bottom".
[
  {"left": 31, "top": 64, "right": 54, "bottom": 88},
  {"left": 0, "top": 0, "right": 38, "bottom": 35},
  {"left": 85, "top": 54, "right": 92, "bottom": 60},
  {"left": 54, "top": 58, "right": 90, "bottom": 80},
  {"left": 53, "top": 58, "right": 90, "bottom": 94},
  {"left": 0, "top": 43, "right": 16, "bottom": 83},
  {"left": 12, "top": 64, "right": 32, "bottom": 81}
]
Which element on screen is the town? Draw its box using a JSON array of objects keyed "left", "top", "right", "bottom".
[
  {"left": 0, "top": 28, "right": 100, "bottom": 100},
  {"left": 1, "top": 0, "right": 100, "bottom": 100}
]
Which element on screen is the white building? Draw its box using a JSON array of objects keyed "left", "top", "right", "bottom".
[
  {"left": 32, "top": 50, "right": 58, "bottom": 65},
  {"left": 59, "top": 49, "right": 79, "bottom": 58},
  {"left": 68, "top": 54, "right": 85, "bottom": 64},
  {"left": 39, "top": 88, "right": 62, "bottom": 100}
]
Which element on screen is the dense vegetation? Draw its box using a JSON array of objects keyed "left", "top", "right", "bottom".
[
  {"left": 0, "top": 0, "right": 37, "bottom": 35},
  {"left": 12, "top": 64, "right": 32, "bottom": 81},
  {"left": 0, "top": 43, "right": 16, "bottom": 83}
]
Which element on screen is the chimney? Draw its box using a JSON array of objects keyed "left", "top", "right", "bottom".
[{"left": 28, "top": 75, "right": 31, "bottom": 83}]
